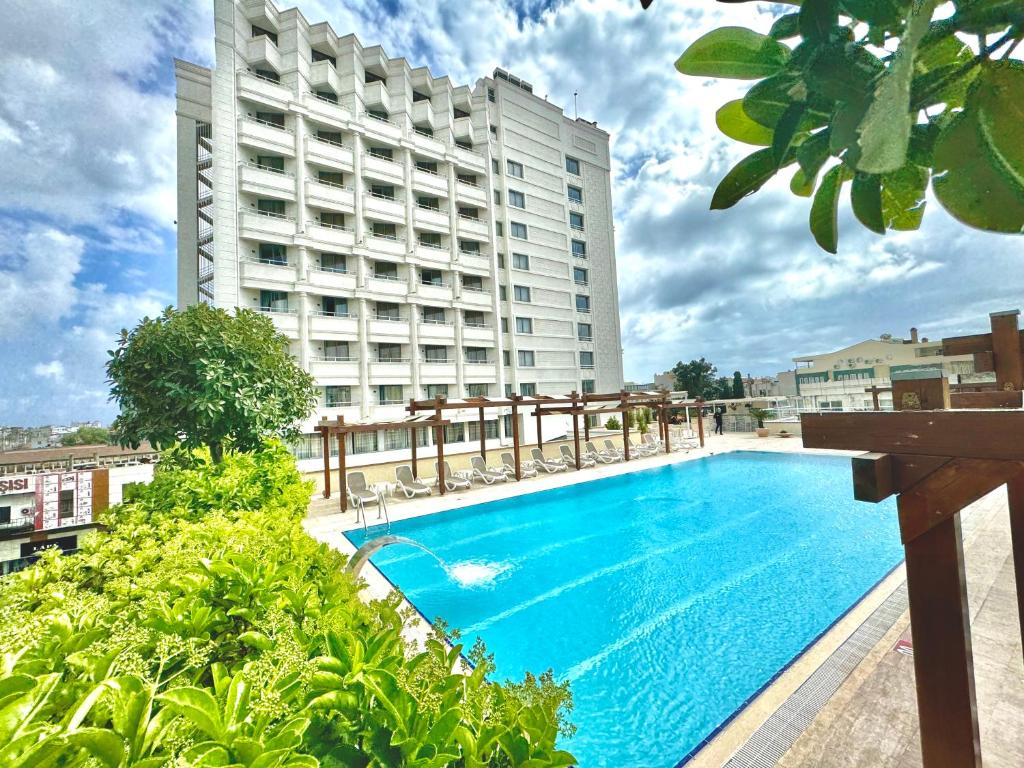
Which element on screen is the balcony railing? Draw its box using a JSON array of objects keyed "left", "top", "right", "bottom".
[
  {"left": 377, "top": 398, "right": 406, "bottom": 405},
  {"left": 371, "top": 273, "right": 403, "bottom": 282},
  {"left": 369, "top": 190, "right": 399, "bottom": 201},
  {"left": 313, "top": 178, "right": 353, "bottom": 191},
  {"left": 313, "top": 356, "right": 355, "bottom": 362},
  {"left": 312, "top": 310, "right": 355, "bottom": 318},
  {"left": 578, "top": 335, "right": 593, "bottom": 342},
  {"left": 368, "top": 232, "right": 404, "bottom": 242},
  {"left": 364, "top": 111, "right": 395, "bottom": 125},
  {"left": 316, "top": 221, "right": 353, "bottom": 231},
  {"left": 373, "top": 314, "right": 406, "bottom": 322},
  {"left": 311, "top": 134, "right": 349, "bottom": 149},
  {"left": 457, "top": 178, "right": 481, "bottom": 189},
  {"left": 465, "top": 358, "right": 491, "bottom": 365},
  {"left": 250, "top": 208, "right": 294, "bottom": 221},
  {"left": 376, "top": 357, "right": 411, "bottom": 363},
  {"left": 244, "top": 256, "right": 290, "bottom": 267},
  {"left": 417, "top": 240, "right": 446, "bottom": 250},
  {"left": 459, "top": 249, "right": 484, "bottom": 258},
  {"left": 245, "top": 115, "right": 292, "bottom": 133},
  {"left": 461, "top": 285, "right": 486, "bottom": 293},
  {"left": 247, "top": 69, "right": 283, "bottom": 85},
  {"left": 415, "top": 166, "right": 441, "bottom": 177},
  {"left": 464, "top": 321, "right": 491, "bottom": 329},
  {"left": 257, "top": 305, "right": 297, "bottom": 314},
  {"left": 313, "top": 264, "right": 348, "bottom": 274},
  {"left": 421, "top": 317, "right": 453, "bottom": 325},
  {"left": 416, "top": 202, "right": 442, "bottom": 211},
  {"left": 242, "top": 161, "right": 293, "bottom": 177},
  {"left": 458, "top": 213, "right": 481, "bottom": 222}
]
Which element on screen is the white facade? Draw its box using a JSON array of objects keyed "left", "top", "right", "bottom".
[{"left": 175, "top": 0, "right": 623, "bottom": 460}]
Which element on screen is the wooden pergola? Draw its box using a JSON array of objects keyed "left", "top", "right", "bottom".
[
  {"left": 802, "top": 309, "right": 1024, "bottom": 768},
  {"left": 316, "top": 414, "right": 450, "bottom": 512}
]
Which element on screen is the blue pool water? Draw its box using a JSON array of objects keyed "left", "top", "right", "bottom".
[{"left": 346, "top": 452, "right": 904, "bottom": 767}]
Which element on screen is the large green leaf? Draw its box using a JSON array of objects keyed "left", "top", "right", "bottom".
[
  {"left": 954, "top": 0, "right": 1024, "bottom": 33},
  {"left": 676, "top": 27, "right": 791, "bottom": 80},
  {"left": 851, "top": 173, "right": 886, "bottom": 233},
  {"left": 743, "top": 74, "right": 802, "bottom": 128},
  {"left": 710, "top": 149, "right": 781, "bottom": 210},
  {"left": 769, "top": 13, "right": 802, "bottom": 39},
  {"left": 715, "top": 100, "right": 774, "bottom": 145},
  {"left": 882, "top": 163, "right": 929, "bottom": 230},
  {"left": 810, "top": 165, "right": 845, "bottom": 252},
  {"left": 156, "top": 688, "right": 223, "bottom": 741},
  {"left": 840, "top": 0, "right": 912, "bottom": 28},
  {"left": 805, "top": 41, "right": 884, "bottom": 102},
  {"left": 772, "top": 103, "right": 807, "bottom": 166},
  {"left": 800, "top": 0, "right": 840, "bottom": 41},
  {"left": 932, "top": 62, "right": 1024, "bottom": 232},
  {"left": 856, "top": 0, "right": 939, "bottom": 173}
]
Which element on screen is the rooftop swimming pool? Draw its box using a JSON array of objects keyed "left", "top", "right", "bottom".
[{"left": 346, "top": 451, "right": 904, "bottom": 767}]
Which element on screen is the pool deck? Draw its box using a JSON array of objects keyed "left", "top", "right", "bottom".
[{"left": 302, "top": 432, "right": 1024, "bottom": 767}]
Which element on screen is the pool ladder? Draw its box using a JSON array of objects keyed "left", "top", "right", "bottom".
[{"left": 354, "top": 489, "right": 390, "bottom": 532}]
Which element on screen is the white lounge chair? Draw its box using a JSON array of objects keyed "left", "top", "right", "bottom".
[
  {"left": 603, "top": 439, "right": 627, "bottom": 460},
  {"left": 395, "top": 465, "right": 431, "bottom": 498},
  {"left": 629, "top": 438, "right": 657, "bottom": 457},
  {"left": 502, "top": 452, "right": 537, "bottom": 478},
  {"left": 471, "top": 455, "right": 507, "bottom": 484},
  {"left": 531, "top": 448, "right": 567, "bottom": 473},
  {"left": 436, "top": 461, "right": 471, "bottom": 491},
  {"left": 560, "top": 444, "right": 595, "bottom": 468},
  {"left": 585, "top": 441, "right": 620, "bottom": 463},
  {"left": 642, "top": 433, "right": 665, "bottom": 453},
  {"left": 347, "top": 471, "right": 379, "bottom": 512}
]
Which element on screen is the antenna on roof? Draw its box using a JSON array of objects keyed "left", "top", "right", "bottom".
[{"left": 573, "top": 90, "right": 578, "bottom": 119}]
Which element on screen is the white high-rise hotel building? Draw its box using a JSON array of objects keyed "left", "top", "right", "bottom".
[{"left": 175, "top": 0, "right": 623, "bottom": 462}]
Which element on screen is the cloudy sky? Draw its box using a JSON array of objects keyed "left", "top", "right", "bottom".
[{"left": 1, "top": 0, "right": 1020, "bottom": 425}]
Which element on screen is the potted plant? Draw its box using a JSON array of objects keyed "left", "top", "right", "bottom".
[{"left": 749, "top": 407, "right": 772, "bottom": 437}]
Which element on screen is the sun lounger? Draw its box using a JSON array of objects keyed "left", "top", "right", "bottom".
[
  {"left": 395, "top": 465, "right": 431, "bottom": 498},
  {"left": 603, "top": 439, "right": 626, "bottom": 460},
  {"left": 502, "top": 452, "right": 537, "bottom": 478},
  {"left": 642, "top": 433, "right": 665, "bottom": 453},
  {"left": 347, "top": 471, "right": 380, "bottom": 512},
  {"left": 585, "top": 441, "right": 619, "bottom": 463},
  {"left": 531, "top": 448, "right": 567, "bottom": 473},
  {"left": 471, "top": 455, "right": 507, "bottom": 484},
  {"left": 629, "top": 438, "right": 657, "bottom": 457},
  {"left": 560, "top": 444, "right": 595, "bottom": 468},
  {"left": 436, "top": 461, "right": 471, "bottom": 491}
]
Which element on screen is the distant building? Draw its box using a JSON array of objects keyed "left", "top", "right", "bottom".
[
  {"left": 624, "top": 381, "right": 655, "bottom": 392},
  {"left": 653, "top": 371, "right": 674, "bottom": 391},
  {"left": 777, "top": 327, "right": 989, "bottom": 412}
]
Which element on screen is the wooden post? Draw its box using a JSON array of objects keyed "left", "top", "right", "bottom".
[
  {"left": 479, "top": 406, "right": 486, "bottom": 461},
  {"left": 338, "top": 423, "right": 347, "bottom": 513},
  {"left": 319, "top": 421, "right": 331, "bottom": 499},
  {"left": 664, "top": 406, "right": 672, "bottom": 454},
  {"left": 435, "top": 396, "right": 445, "bottom": 495},
  {"left": 990, "top": 309, "right": 1023, "bottom": 391},
  {"left": 696, "top": 399, "right": 705, "bottom": 447},
  {"left": 511, "top": 396, "right": 521, "bottom": 481},
  {"left": 622, "top": 391, "right": 630, "bottom": 461},
  {"left": 536, "top": 406, "right": 543, "bottom": 450},
  {"left": 410, "top": 425, "right": 418, "bottom": 478},
  {"left": 898, "top": 497, "right": 981, "bottom": 767},
  {"left": 1008, "top": 475, "right": 1024, "bottom": 668},
  {"left": 868, "top": 385, "right": 883, "bottom": 411},
  {"left": 571, "top": 391, "right": 581, "bottom": 470}
]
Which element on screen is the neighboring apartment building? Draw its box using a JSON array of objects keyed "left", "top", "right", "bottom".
[
  {"left": 174, "top": 0, "right": 623, "bottom": 465},
  {"left": 779, "top": 328, "right": 986, "bottom": 411}
]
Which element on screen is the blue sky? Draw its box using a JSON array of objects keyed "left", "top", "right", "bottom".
[{"left": 1, "top": 0, "right": 1021, "bottom": 426}]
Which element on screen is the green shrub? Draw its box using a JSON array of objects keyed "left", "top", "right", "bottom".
[
  {"left": 604, "top": 417, "right": 621, "bottom": 430},
  {"left": 0, "top": 444, "right": 575, "bottom": 767}
]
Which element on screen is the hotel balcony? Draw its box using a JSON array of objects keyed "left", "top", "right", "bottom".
[
  {"left": 304, "top": 93, "right": 353, "bottom": 127},
  {"left": 306, "top": 266, "right": 357, "bottom": 293},
  {"left": 239, "top": 162, "right": 296, "bottom": 200},
  {"left": 419, "top": 362, "right": 457, "bottom": 381},
  {"left": 238, "top": 209, "right": 297, "bottom": 241},
  {"left": 363, "top": 192, "right": 405, "bottom": 223},
  {"left": 304, "top": 135, "right": 353, "bottom": 172},
  {"left": 237, "top": 117, "right": 295, "bottom": 156},
  {"left": 246, "top": 35, "right": 282, "bottom": 73},
  {"left": 255, "top": 307, "right": 298, "bottom": 334},
  {"left": 413, "top": 205, "right": 450, "bottom": 233},
  {"left": 417, "top": 321, "right": 456, "bottom": 343},
  {"left": 309, "top": 60, "right": 342, "bottom": 97},
  {"left": 236, "top": 71, "right": 291, "bottom": 111},
  {"left": 309, "top": 358, "right": 360, "bottom": 380},
  {"left": 366, "top": 274, "right": 409, "bottom": 299},
  {"left": 458, "top": 287, "right": 493, "bottom": 308},
  {"left": 463, "top": 361, "right": 498, "bottom": 383},
  {"left": 362, "top": 153, "right": 405, "bottom": 185},
  {"left": 363, "top": 81, "right": 391, "bottom": 112},
  {"left": 413, "top": 241, "right": 451, "bottom": 266},
  {"left": 457, "top": 214, "right": 489, "bottom": 239},
  {"left": 362, "top": 112, "right": 403, "bottom": 144},
  {"left": 367, "top": 316, "right": 411, "bottom": 342},
  {"left": 454, "top": 144, "right": 486, "bottom": 173},
  {"left": 411, "top": 130, "right": 447, "bottom": 157},
  {"left": 412, "top": 167, "right": 448, "bottom": 197},
  {"left": 240, "top": 257, "right": 296, "bottom": 287},
  {"left": 363, "top": 232, "right": 406, "bottom": 257},
  {"left": 417, "top": 281, "right": 453, "bottom": 303},
  {"left": 452, "top": 117, "right": 474, "bottom": 143},
  {"left": 411, "top": 100, "right": 435, "bottom": 128},
  {"left": 462, "top": 323, "right": 495, "bottom": 343},
  {"left": 457, "top": 249, "right": 491, "bottom": 271},
  {"left": 309, "top": 312, "right": 359, "bottom": 337},
  {"left": 306, "top": 221, "right": 355, "bottom": 249},
  {"left": 369, "top": 361, "right": 413, "bottom": 384},
  {"left": 305, "top": 179, "right": 354, "bottom": 213},
  {"left": 454, "top": 179, "right": 487, "bottom": 207}
]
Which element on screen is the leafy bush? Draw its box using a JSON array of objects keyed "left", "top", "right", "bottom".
[
  {"left": 604, "top": 417, "right": 621, "bottom": 431},
  {"left": 0, "top": 444, "right": 575, "bottom": 767}
]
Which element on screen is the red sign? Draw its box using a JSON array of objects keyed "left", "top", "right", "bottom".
[{"left": 0, "top": 477, "right": 31, "bottom": 494}]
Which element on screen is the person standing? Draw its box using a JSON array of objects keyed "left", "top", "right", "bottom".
[{"left": 713, "top": 408, "right": 724, "bottom": 435}]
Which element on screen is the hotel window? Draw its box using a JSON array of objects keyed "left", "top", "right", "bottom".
[
  {"left": 251, "top": 24, "right": 278, "bottom": 45},
  {"left": 255, "top": 68, "right": 281, "bottom": 83},
  {"left": 497, "top": 253, "right": 505, "bottom": 268},
  {"left": 318, "top": 170, "right": 344, "bottom": 186},
  {"left": 458, "top": 206, "right": 480, "bottom": 219},
  {"left": 444, "top": 423, "right": 465, "bottom": 444},
  {"left": 420, "top": 268, "right": 444, "bottom": 286},
  {"left": 367, "top": 109, "right": 389, "bottom": 121},
  {"left": 417, "top": 195, "right": 440, "bottom": 210},
  {"left": 413, "top": 90, "right": 430, "bottom": 102},
  {"left": 580, "top": 351, "right": 594, "bottom": 368},
  {"left": 492, "top": 158, "right": 500, "bottom": 174},
  {"left": 372, "top": 222, "right": 397, "bottom": 239},
  {"left": 325, "top": 385, "right": 351, "bottom": 407},
  {"left": 490, "top": 125, "right": 498, "bottom": 139},
  {"left": 577, "top": 322, "right": 592, "bottom": 341},
  {"left": 368, "top": 146, "right": 393, "bottom": 160},
  {"left": 378, "top": 385, "right": 404, "bottom": 404},
  {"left": 373, "top": 261, "right": 399, "bottom": 281},
  {"left": 0, "top": 506, "right": 11, "bottom": 525},
  {"left": 380, "top": 429, "right": 410, "bottom": 451},
  {"left": 512, "top": 253, "right": 529, "bottom": 270},
  {"left": 496, "top": 222, "right": 504, "bottom": 236},
  {"left": 350, "top": 431, "right": 377, "bottom": 454},
  {"left": 416, "top": 160, "right": 439, "bottom": 173},
  {"left": 518, "top": 350, "right": 535, "bottom": 367},
  {"left": 422, "top": 306, "right": 446, "bottom": 324},
  {"left": 320, "top": 211, "right": 346, "bottom": 228},
  {"left": 565, "top": 156, "right": 581, "bottom": 175},
  {"left": 312, "top": 49, "right": 336, "bottom": 67},
  {"left": 365, "top": 69, "right": 385, "bottom": 84},
  {"left": 465, "top": 311, "right": 485, "bottom": 327},
  {"left": 465, "top": 347, "right": 488, "bottom": 363},
  {"left": 510, "top": 222, "right": 528, "bottom": 239},
  {"left": 576, "top": 294, "right": 591, "bottom": 313},
  {"left": 468, "top": 383, "right": 489, "bottom": 397},
  {"left": 487, "top": 87, "right": 496, "bottom": 103},
  {"left": 493, "top": 189, "right": 501, "bottom": 205},
  {"left": 582, "top": 379, "right": 595, "bottom": 394},
  {"left": 457, "top": 173, "right": 478, "bottom": 185},
  {"left": 323, "top": 340, "right": 350, "bottom": 360},
  {"left": 459, "top": 239, "right": 481, "bottom": 254},
  {"left": 255, "top": 111, "right": 285, "bottom": 128},
  {"left": 513, "top": 285, "right": 531, "bottom": 302},
  {"left": 371, "top": 184, "right": 396, "bottom": 200},
  {"left": 503, "top": 350, "right": 511, "bottom": 366},
  {"left": 259, "top": 290, "right": 288, "bottom": 312},
  {"left": 570, "top": 212, "right": 585, "bottom": 230},
  {"left": 520, "top": 383, "right": 536, "bottom": 396},
  {"left": 414, "top": 124, "right": 433, "bottom": 137},
  {"left": 506, "top": 160, "right": 524, "bottom": 178},
  {"left": 377, "top": 343, "right": 402, "bottom": 362},
  {"left": 256, "top": 199, "right": 286, "bottom": 217},
  {"left": 508, "top": 190, "right": 525, "bottom": 209},
  {"left": 572, "top": 239, "right": 587, "bottom": 258},
  {"left": 463, "top": 274, "right": 484, "bottom": 292},
  {"left": 501, "top": 318, "right": 509, "bottom": 333},
  {"left": 574, "top": 266, "right": 589, "bottom": 285},
  {"left": 454, "top": 106, "right": 471, "bottom": 119},
  {"left": 516, "top": 317, "right": 533, "bottom": 334},
  {"left": 376, "top": 302, "right": 400, "bottom": 321},
  {"left": 505, "top": 384, "right": 514, "bottom": 397},
  {"left": 419, "top": 232, "right": 442, "bottom": 248},
  {"left": 258, "top": 243, "right": 286, "bottom": 265},
  {"left": 315, "top": 89, "right": 338, "bottom": 103},
  {"left": 322, "top": 296, "right": 348, "bottom": 316},
  {"left": 423, "top": 345, "right": 448, "bottom": 363},
  {"left": 568, "top": 185, "right": 583, "bottom": 203},
  {"left": 426, "top": 384, "right": 449, "bottom": 399},
  {"left": 469, "top": 420, "right": 499, "bottom": 440},
  {"left": 59, "top": 490, "right": 74, "bottom": 519},
  {"left": 498, "top": 284, "right": 507, "bottom": 300},
  {"left": 256, "top": 155, "right": 284, "bottom": 172}
]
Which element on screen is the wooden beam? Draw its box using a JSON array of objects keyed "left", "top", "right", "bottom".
[
  {"left": 696, "top": 399, "right": 705, "bottom": 447},
  {"left": 436, "top": 421, "right": 445, "bottom": 495},
  {"left": 899, "top": 508, "right": 981, "bottom": 768},
  {"left": 801, "top": 411, "right": 1024, "bottom": 461},
  {"left": 1008, "top": 475, "right": 1024, "bottom": 670},
  {"left": 338, "top": 430, "right": 347, "bottom": 513},
  {"left": 621, "top": 392, "right": 630, "bottom": 461},
  {"left": 990, "top": 310, "right": 1023, "bottom": 391},
  {"left": 511, "top": 396, "right": 521, "bottom": 481},
  {"left": 949, "top": 390, "right": 1023, "bottom": 409},
  {"left": 479, "top": 406, "right": 486, "bottom": 461},
  {"left": 571, "top": 391, "right": 581, "bottom": 470},
  {"left": 851, "top": 452, "right": 951, "bottom": 503},
  {"left": 320, "top": 425, "right": 331, "bottom": 499},
  {"left": 898, "top": 459, "right": 1024, "bottom": 544}
]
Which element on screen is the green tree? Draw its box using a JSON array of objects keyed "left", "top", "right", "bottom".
[
  {"left": 662, "top": 0, "right": 1024, "bottom": 252},
  {"left": 672, "top": 357, "right": 718, "bottom": 398},
  {"left": 732, "top": 371, "right": 745, "bottom": 398},
  {"left": 60, "top": 426, "right": 111, "bottom": 446},
  {"left": 713, "top": 376, "right": 734, "bottom": 400},
  {"left": 107, "top": 305, "right": 318, "bottom": 463}
]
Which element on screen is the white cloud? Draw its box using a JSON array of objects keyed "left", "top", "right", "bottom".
[{"left": 33, "top": 360, "right": 64, "bottom": 380}]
